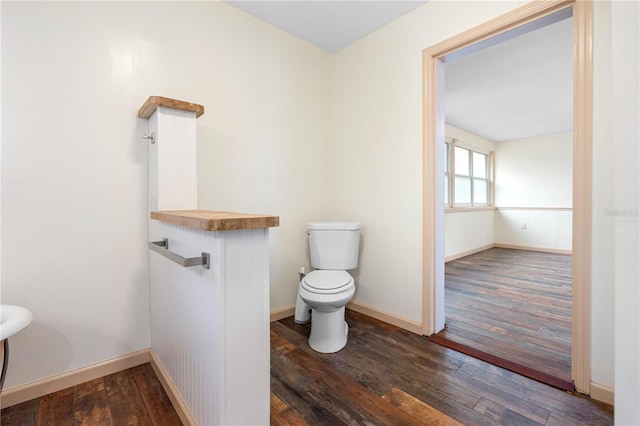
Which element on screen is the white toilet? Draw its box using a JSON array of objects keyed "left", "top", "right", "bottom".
[{"left": 294, "top": 222, "right": 361, "bottom": 353}]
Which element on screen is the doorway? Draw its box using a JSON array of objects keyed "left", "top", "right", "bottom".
[
  {"left": 437, "top": 12, "right": 574, "bottom": 390},
  {"left": 422, "top": 0, "right": 593, "bottom": 394}
]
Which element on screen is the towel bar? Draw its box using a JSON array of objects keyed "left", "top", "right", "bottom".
[{"left": 149, "top": 238, "right": 210, "bottom": 269}]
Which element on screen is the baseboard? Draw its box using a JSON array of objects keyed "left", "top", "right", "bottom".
[
  {"left": 347, "top": 301, "right": 422, "bottom": 335},
  {"left": 590, "top": 381, "right": 614, "bottom": 406},
  {"left": 495, "top": 243, "right": 572, "bottom": 255},
  {"left": 269, "top": 302, "right": 422, "bottom": 335},
  {"left": 270, "top": 305, "right": 295, "bottom": 322},
  {"left": 445, "top": 244, "right": 495, "bottom": 263},
  {"left": 0, "top": 349, "right": 150, "bottom": 409},
  {"left": 148, "top": 351, "right": 196, "bottom": 426}
]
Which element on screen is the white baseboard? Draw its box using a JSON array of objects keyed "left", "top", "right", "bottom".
[
  {"left": 445, "top": 244, "right": 495, "bottom": 263},
  {"left": 495, "top": 243, "right": 572, "bottom": 255},
  {"left": 270, "top": 305, "right": 295, "bottom": 322},
  {"left": 0, "top": 349, "right": 150, "bottom": 409},
  {"left": 149, "top": 350, "right": 196, "bottom": 425},
  {"left": 347, "top": 301, "right": 423, "bottom": 335},
  {"left": 590, "top": 381, "right": 614, "bottom": 406}
]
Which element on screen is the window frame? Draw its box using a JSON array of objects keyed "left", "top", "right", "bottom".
[{"left": 444, "top": 138, "right": 494, "bottom": 209}]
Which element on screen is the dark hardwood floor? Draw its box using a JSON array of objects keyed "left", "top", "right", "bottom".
[
  {"left": 3, "top": 304, "right": 610, "bottom": 426},
  {"left": 272, "top": 310, "right": 612, "bottom": 425},
  {"left": 0, "top": 363, "right": 181, "bottom": 426},
  {"left": 433, "top": 248, "right": 572, "bottom": 389}
]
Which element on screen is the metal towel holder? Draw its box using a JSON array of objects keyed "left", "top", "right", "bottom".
[{"left": 149, "top": 238, "right": 210, "bottom": 269}]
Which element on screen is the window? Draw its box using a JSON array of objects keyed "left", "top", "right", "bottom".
[{"left": 445, "top": 139, "right": 491, "bottom": 208}]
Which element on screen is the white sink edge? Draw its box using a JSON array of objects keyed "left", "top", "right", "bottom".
[{"left": 0, "top": 305, "right": 34, "bottom": 341}]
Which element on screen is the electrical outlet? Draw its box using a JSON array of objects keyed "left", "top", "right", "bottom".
[{"left": 521, "top": 222, "right": 527, "bottom": 230}]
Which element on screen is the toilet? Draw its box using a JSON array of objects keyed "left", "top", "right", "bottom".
[{"left": 294, "top": 222, "right": 361, "bottom": 353}]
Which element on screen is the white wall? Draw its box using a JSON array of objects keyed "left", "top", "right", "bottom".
[
  {"left": 444, "top": 210, "right": 494, "bottom": 259},
  {"left": 445, "top": 130, "right": 573, "bottom": 255},
  {"left": 495, "top": 132, "right": 572, "bottom": 207},
  {"left": 494, "top": 132, "right": 572, "bottom": 251},
  {"left": 495, "top": 209, "right": 572, "bottom": 251},
  {"left": 330, "top": 0, "right": 632, "bottom": 400},
  {"left": 1, "top": 1, "right": 330, "bottom": 389},
  {"left": 444, "top": 124, "right": 495, "bottom": 259},
  {"left": 596, "top": 1, "right": 640, "bottom": 421},
  {"left": 330, "top": 1, "right": 528, "bottom": 324}
]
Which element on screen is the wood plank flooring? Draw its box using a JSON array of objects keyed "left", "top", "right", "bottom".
[
  {"left": 0, "top": 363, "right": 181, "bottom": 426},
  {"left": 2, "top": 304, "right": 610, "bottom": 426},
  {"left": 272, "top": 310, "right": 612, "bottom": 425},
  {"left": 434, "top": 248, "right": 573, "bottom": 388}
]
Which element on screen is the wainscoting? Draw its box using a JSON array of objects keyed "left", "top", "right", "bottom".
[{"left": 445, "top": 207, "right": 572, "bottom": 262}]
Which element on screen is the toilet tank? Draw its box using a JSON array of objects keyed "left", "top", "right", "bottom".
[{"left": 308, "top": 222, "right": 361, "bottom": 270}]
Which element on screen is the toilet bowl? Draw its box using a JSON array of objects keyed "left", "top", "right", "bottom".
[
  {"left": 294, "top": 221, "right": 361, "bottom": 354},
  {"left": 297, "top": 270, "right": 355, "bottom": 353}
]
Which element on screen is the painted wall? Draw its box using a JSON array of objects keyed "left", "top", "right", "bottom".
[
  {"left": 330, "top": 0, "right": 633, "bottom": 397},
  {"left": 444, "top": 125, "right": 495, "bottom": 259},
  {"left": 330, "top": 1, "right": 529, "bottom": 324},
  {"left": 594, "top": 0, "right": 639, "bottom": 420},
  {"left": 444, "top": 210, "right": 494, "bottom": 260},
  {"left": 1, "top": 1, "right": 330, "bottom": 389},
  {"left": 494, "top": 132, "right": 572, "bottom": 251},
  {"left": 494, "top": 132, "right": 572, "bottom": 207},
  {"left": 445, "top": 130, "right": 573, "bottom": 256},
  {"left": 495, "top": 209, "right": 572, "bottom": 251}
]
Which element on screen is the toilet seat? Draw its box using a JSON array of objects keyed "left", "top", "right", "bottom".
[{"left": 302, "top": 270, "right": 353, "bottom": 294}]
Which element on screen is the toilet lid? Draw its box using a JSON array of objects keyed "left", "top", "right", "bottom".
[{"left": 302, "top": 270, "right": 353, "bottom": 293}]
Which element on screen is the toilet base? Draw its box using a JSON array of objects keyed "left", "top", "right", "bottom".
[{"left": 308, "top": 307, "right": 349, "bottom": 353}]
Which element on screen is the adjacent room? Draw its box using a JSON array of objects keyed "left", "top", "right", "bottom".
[{"left": 431, "top": 15, "right": 575, "bottom": 389}]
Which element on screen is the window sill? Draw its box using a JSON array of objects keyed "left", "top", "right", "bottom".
[{"left": 445, "top": 206, "right": 496, "bottom": 213}]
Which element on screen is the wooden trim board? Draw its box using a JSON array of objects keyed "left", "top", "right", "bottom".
[
  {"left": 445, "top": 244, "right": 495, "bottom": 263},
  {"left": 590, "top": 382, "right": 614, "bottom": 406},
  {"left": 151, "top": 210, "right": 279, "bottom": 231},
  {"left": 1, "top": 348, "right": 198, "bottom": 424},
  {"left": 422, "top": 0, "right": 593, "bottom": 394},
  {"left": 494, "top": 243, "right": 572, "bottom": 255},
  {"left": 445, "top": 244, "right": 571, "bottom": 263},
  {"left": 429, "top": 334, "right": 575, "bottom": 392},
  {"left": 270, "top": 303, "right": 422, "bottom": 335},
  {"left": 0, "top": 349, "right": 150, "bottom": 409},
  {"left": 496, "top": 207, "right": 573, "bottom": 211},
  {"left": 270, "top": 306, "right": 295, "bottom": 322},
  {"left": 347, "top": 302, "right": 423, "bottom": 335},
  {"left": 138, "top": 96, "right": 204, "bottom": 118},
  {"left": 149, "top": 351, "right": 196, "bottom": 426}
]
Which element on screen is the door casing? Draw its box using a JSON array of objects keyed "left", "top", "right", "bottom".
[{"left": 421, "top": 0, "right": 593, "bottom": 394}]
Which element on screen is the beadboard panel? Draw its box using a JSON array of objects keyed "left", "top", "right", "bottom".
[
  {"left": 495, "top": 208, "right": 572, "bottom": 251},
  {"left": 222, "top": 228, "right": 270, "bottom": 424},
  {"left": 148, "top": 106, "right": 198, "bottom": 213},
  {"left": 149, "top": 224, "right": 222, "bottom": 425},
  {"left": 149, "top": 223, "right": 269, "bottom": 425}
]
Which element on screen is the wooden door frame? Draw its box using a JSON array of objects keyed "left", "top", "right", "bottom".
[{"left": 421, "top": 0, "right": 593, "bottom": 393}]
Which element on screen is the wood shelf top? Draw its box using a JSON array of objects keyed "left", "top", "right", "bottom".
[
  {"left": 151, "top": 210, "right": 279, "bottom": 231},
  {"left": 138, "top": 96, "right": 204, "bottom": 118}
]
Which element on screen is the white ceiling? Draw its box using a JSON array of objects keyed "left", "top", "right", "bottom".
[
  {"left": 224, "top": 1, "right": 573, "bottom": 142},
  {"left": 445, "top": 16, "right": 573, "bottom": 142},
  {"left": 225, "top": 1, "right": 427, "bottom": 53}
]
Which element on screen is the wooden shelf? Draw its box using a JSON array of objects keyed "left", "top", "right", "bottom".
[
  {"left": 138, "top": 96, "right": 204, "bottom": 118},
  {"left": 151, "top": 210, "right": 279, "bottom": 231}
]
